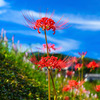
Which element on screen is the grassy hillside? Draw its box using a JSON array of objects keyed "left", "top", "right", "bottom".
[{"left": 0, "top": 41, "right": 49, "bottom": 100}]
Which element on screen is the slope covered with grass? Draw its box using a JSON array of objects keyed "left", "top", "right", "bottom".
[{"left": 0, "top": 41, "right": 49, "bottom": 100}]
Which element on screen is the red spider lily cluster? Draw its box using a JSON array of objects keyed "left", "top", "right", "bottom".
[
  {"left": 22, "top": 9, "right": 100, "bottom": 99},
  {"left": 66, "top": 52, "right": 99, "bottom": 71},
  {"left": 36, "top": 56, "right": 68, "bottom": 71},
  {"left": 64, "top": 57, "right": 78, "bottom": 68},
  {"left": 23, "top": 11, "right": 69, "bottom": 34},
  {"left": 68, "top": 80, "right": 79, "bottom": 88},
  {"left": 87, "top": 60, "right": 99, "bottom": 70},
  {"left": 62, "top": 80, "right": 84, "bottom": 92},
  {"left": 62, "top": 85, "right": 71, "bottom": 92},
  {"left": 95, "top": 85, "right": 100, "bottom": 92}
]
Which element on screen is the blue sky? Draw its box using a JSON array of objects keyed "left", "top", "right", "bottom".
[{"left": 0, "top": 0, "right": 100, "bottom": 59}]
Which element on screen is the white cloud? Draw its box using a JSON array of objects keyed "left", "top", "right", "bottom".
[
  {"left": 53, "top": 13, "right": 100, "bottom": 30},
  {"left": 0, "top": 0, "right": 8, "bottom": 7},
  {"left": 75, "top": 25, "right": 100, "bottom": 31},
  {"left": 7, "top": 30, "right": 81, "bottom": 52},
  {"left": 23, "top": 10, "right": 100, "bottom": 30},
  {"left": 70, "top": 52, "right": 80, "bottom": 57},
  {"left": 1, "top": 9, "right": 100, "bottom": 30},
  {"left": 0, "top": 10, "right": 24, "bottom": 24},
  {"left": 0, "top": 9, "right": 7, "bottom": 14},
  {"left": 19, "top": 43, "right": 43, "bottom": 52}
]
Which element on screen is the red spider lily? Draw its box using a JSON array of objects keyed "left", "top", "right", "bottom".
[
  {"left": 71, "top": 57, "right": 78, "bottom": 63},
  {"left": 82, "top": 89, "right": 87, "bottom": 93},
  {"left": 43, "top": 43, "right": 56, "bottom": 52},
  {"left": 37, "top": 56, "right": 51, "bottom": 68},
  {"left": 78, "top": 80, "right": 85, "bottom": 87},
  {"left": 87, "top": 60, "right": 99, "bottom": 70},
  {"left": 95, "top": 85, "right": 100, "bottom": 92},
  {"left": 63, "top": 80, "right": 85, "bottom": 93},
  {"left": 75, "top": 63, "right": 83, "bottom": 71},
  {"left": 97, "top": 62, "right": 100, "bottom": 67},
  {"left": 66, "top": 70, "right": 74, "bottom": 76},
  {"left": 23, "top": 11, "right": 69, "bottom": 34},
  {"left": 29, "top": 55, "right": 38, "bottom": 65},
  {"left": 62, "top": 85, "right": 71, "bottom": 92},
  {"left": 68, "top": 80, "right": 78, "bottom": 88},
  {"left": 42, "top": 43, "right": 61, "bottom": 52},
  {"left": 37, "top": 56, "right": 68, "bottom": 71},
  {"left": 65, "top": 57, "right": 78, "bottom": 69},
  {"left": 64, "top": 96, "right": 69, "bottom": 100}
]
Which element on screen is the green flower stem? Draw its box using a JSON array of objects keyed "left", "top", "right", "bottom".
[
  {"left": 44, "top": 30, "right": 57, "bottom": 100},
  {"left": 71, "top": 65, "right": 73, "bottom": 79},
  {"left": 44, "top": 29, "right": 51, "bottom": 100},
  {"left": 50, "top": 70, "right": 57, "bottom": 100},
  {"left": 79, "top": 69, "right": 82, "bottom": 100},
  {"left": 82, "top": 58, "right": 84, "bottom": 81}
]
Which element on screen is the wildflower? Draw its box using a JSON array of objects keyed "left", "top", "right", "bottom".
[
  {"left": 86, "top": 94, "right": 89, "bottom": 98},
  {"left": 20, "top": 44, "right": 22, "bottom": 50},
  {"left": 1, "top": 28, "right": 3, "bottom": 40},
  {"left": 65, "top": 75, "right": 68, "bottom": 78},
  {"left": 12, "top": 44, "right": 17, "bottom": 52},
  {"left": 25, "top": 52, "right": 28, "bottom": 57},
  {"left": 4, "top": 35, "right": 8, "bottom": 42},
  {"left": 91, "top": 93, "right": 93, "bottom": 97},
  {"left": 75, "top": 63, "right": 83, "bottom": 71},
  {"left": 95, "top": 85, "right": 100, "bottom": 92},
  {"left": 4, "top": 31, "right": 8, "bottom": 42},
  {"left": 23, "top": 11, "right": 69, "bottom": 34},
  {"left": 94, "top": 94, "right": 97, "bottom": 98},
  {"left": 87, "top": 60, "right": 99, "bottom": 70},
  {"left": 17, "top": 40, "right": 20, "bottom": 44},
  {"left": 57, "top": 73, "right": 61, "bottom": 78},
  {"left": 4, "top": 30, "right": 8, "bottom": 47},
  {"left": 78, "top": 51, "right": 87, "bottom": 59},
  {"left": 12, "top": 35, "right": 14, "bottom": 43},
  {"left": 32, "top": 65, "right": 35, "bottom": 69}
]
